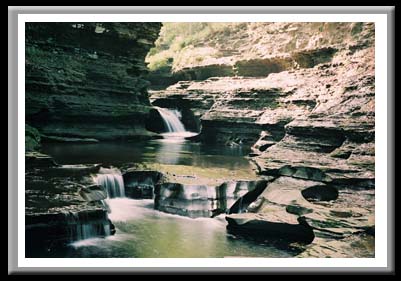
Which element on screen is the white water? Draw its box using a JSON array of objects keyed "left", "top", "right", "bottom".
[
  {"left": 105, "top": 198, "right": 155, "bottom": 221},
  {"left": 105, "top": 198, "right": 226, "bottom": 228},
  {"left": 76, "top": 223, "right": 110, "bottom": 240},
  {"left": 64, "top": 212, "right": 111, "bottom": 242},
  {"left": 94, "top": 167, "right": 125, "bottom": 198},
  {"left": 155, "top": 107, "right": 186, "bottom": 133}
]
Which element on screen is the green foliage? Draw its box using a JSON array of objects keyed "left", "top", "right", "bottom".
[
  {"left": 25, "top": 124, "right": 41, "bottom": 152},
  {"left": 146, "top": 23, "right": 236, "bottom": 72}
]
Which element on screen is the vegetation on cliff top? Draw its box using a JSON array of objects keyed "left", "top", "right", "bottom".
[
  {"left": 146, "top": 22, "right": 374, "bottom": 74},
  {"left": 146, "top": 23, "right": 241, "bottom": 72}
]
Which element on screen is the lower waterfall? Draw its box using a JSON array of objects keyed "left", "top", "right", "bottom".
[{"left": 95, "top": 167, "right": 125, "bottom": 198}]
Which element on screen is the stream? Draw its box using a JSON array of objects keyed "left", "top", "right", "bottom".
[
  {"left": 36, "top": 107, "right": 300, "bottom": 258},
  {"left": 39, "top": 137, "right": 299, "bottom": 258}
]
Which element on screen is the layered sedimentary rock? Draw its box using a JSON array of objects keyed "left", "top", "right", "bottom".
[
  {"left": 226, "top": 176, "right": 374, "bottom": 248},
  {"left": 25, "top": 156, "right": 114, "bottom": 257},
  {"left": 149, "top": 23, "right": 375, "bottom": 256},
  {"left": 25, "top": 23, "right": 161, "bottom": 140},
  {"left": 148, "top": 23, "right": 373, "bottom": 83},
  {"left": 150, "top": 43, "right": 374, "bottom": 149},
  {"left": 123, "top": 170, "right": 164, "bottom": 199},
  {"left": 154, "top": 180, "right": 267, "bottom": 218}
]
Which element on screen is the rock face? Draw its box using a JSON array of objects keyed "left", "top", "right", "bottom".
[
  {"left": 122, "top": 170, "right": 164, "bottom": 199},
  {"left": 25, "top": 23, "right": 161, "bottom": 140},
  {"left": 148, "top": 23, "right": 373, "bottom": 83},
  {"left": 25, "top": 157, "right": 114, "bottom": 257},
  {"left": 226, "top": 176, "right": 373, "bottom": 247},
  {"left": 150, "top": 44, "right": 374, "bottom": 150},
  {"left": 154, "top": 180, "right": 267, "bottom": 218},
  {"left": 149, "top": 23, "right": 375, "bottom": 256}
]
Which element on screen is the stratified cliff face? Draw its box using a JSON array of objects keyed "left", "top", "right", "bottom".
[
  {"left": 26, "top": 23, "right": 161, "bottom": 140},
  {"left": 147, "top": 22, "right": 373, "bottom": 84},
  {"left": 150, "top": 22, "right": 375, "bottom": 257},
  {"left": 150, "top": 22, "right": 374, "bottom": 167}
]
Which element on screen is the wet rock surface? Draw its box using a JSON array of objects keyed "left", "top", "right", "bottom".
[
  {"left": 25, "top": 154, "right": 112, "bottom": 257},
  {"left": 122, "top": 170, "right": 164, "bottom": 199},
  {"left": 154, "top": 180, "right": 268, "bottom": 218}
]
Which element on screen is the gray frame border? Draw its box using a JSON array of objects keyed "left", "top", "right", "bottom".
[{"left": 8, "top": 6, "right": 395, "bottom": 274}]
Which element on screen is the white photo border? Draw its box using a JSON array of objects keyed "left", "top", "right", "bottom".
[{"left": 9, "top": 7, "right": 394, "bottom": 273}]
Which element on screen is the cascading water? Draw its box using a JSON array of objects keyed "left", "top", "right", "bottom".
[
  {"left": 155, "top": 107, "right": 186, "bottom": 133},
  {"left": 64, "top": 212, "right": 111, "bottom": 242},
  {"left": 95, "top": 167, "right": 125, "bottom": 198}
]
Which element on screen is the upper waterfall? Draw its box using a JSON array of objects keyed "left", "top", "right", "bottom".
[{"left": 155, "top": 107, "right": 186, "bottom": 133}]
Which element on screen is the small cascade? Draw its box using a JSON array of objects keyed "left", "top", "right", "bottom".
[
  {"left": 64, "top": 212, "right": 111, "bottom": 242},
  {"left": 155, "top": 106, "right": 186, "bottom": 133},
  {"left": 75, "top": 223, "right": 110, "bottom": 241},
  {"left": 95, "top": 167, "right": 125, "bottom": 198}
]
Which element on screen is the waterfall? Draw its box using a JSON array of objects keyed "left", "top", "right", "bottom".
[
  {"left": 76, "top": 223, "right": 110, "bottom": 241},
  {"left": 155, "top": 107, "right": 186, "bottom": 133},
  {"left": 64, "top": 212, "right": 111, "bottom": 242},
  {"left": 95, "top": 167, "right": 125, "bottom": 198}
]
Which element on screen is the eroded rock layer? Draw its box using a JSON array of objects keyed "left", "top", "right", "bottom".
[
  {"left": 25, "top": 156, "right": 114, "bottom": 257},
  {"left": 149, "top": 22, "right": 375, "bottom": 257},
  {"left": 26, "top": 23, "right": 161, "bottom": 140}
]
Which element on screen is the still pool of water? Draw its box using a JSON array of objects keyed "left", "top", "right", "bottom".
[{"left": 41, "top": 137, "right": 250, "bottom": 169}]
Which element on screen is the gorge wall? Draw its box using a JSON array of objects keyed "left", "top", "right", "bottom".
[
  {"left": 26, "top": 23, "right": 161, "bottom": 141},
  {"left": 24, "top": 23, "right": 161, "bottom": 255},
  {"left": 148, "top": 22, "right": 375, "bottom": 174},
  {"left": 149, "top": 22, "right": 375, "bottom": 257},
  {"left": 24, "top": 22, "right": 375, "bottom": 258}
]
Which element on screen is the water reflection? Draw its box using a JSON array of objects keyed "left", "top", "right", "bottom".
[
  {"left": 152, "top": 132, "right": 197, "bottom": 165},
  {"left": 41, "top": 138, "right": 252, "bottom": 170}
]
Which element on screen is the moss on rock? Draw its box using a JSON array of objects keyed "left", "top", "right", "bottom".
[{"left": 25, "top": 124, "right": 41, "bottom": 152}]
